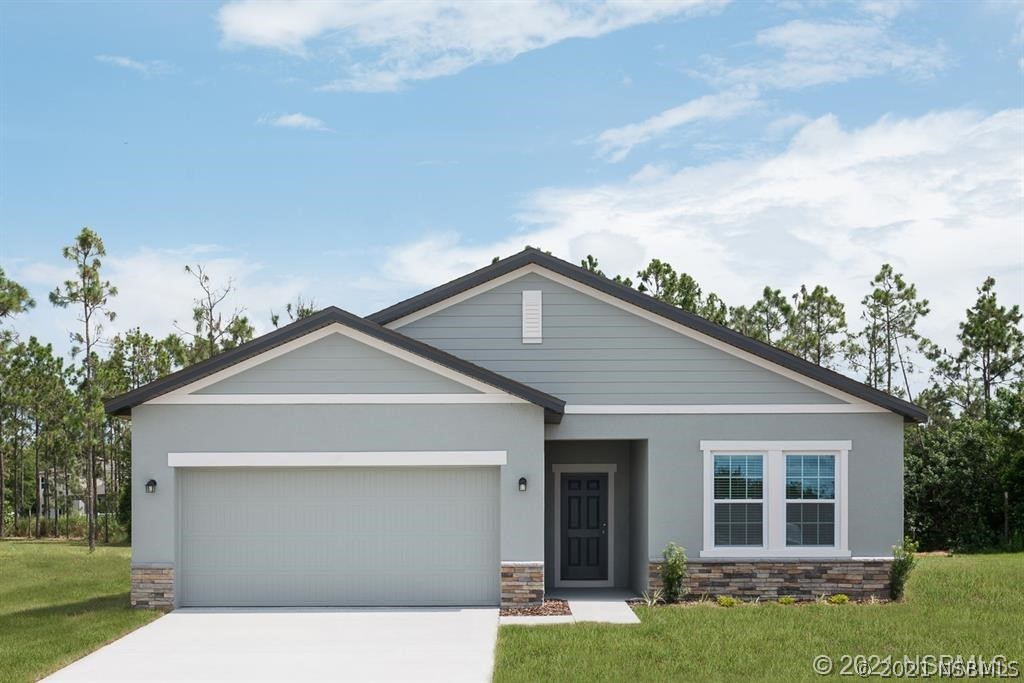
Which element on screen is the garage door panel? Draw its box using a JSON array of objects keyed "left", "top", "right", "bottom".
[
  {"left": 178, "top": 467, "right": 499, "bottom": 606},
  {"left": 182, "top": 570, "right": 499, "bottom": 608}
]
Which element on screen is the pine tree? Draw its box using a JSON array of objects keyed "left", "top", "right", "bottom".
[
  {"left": 852, "top": 264, "right": 930, "bottom": 398},
  {"left": 750, "top": 287, "right": 793, "bottom": 345},
  {"left": 49, "top": 227, "right": 117, "bottom": 551},
  {"left": 787, "top": 285, "right": 847, "bottom": 367},
  {"left": 174, "top": 264, "right": 255, "bottom": 363},
  {"left": 0, "top": 267, "right": 35, "bottom": 319}
]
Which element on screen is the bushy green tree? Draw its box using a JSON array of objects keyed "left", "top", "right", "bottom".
[
  {"left": 904, "top": 276, "right": 1023, "bottom": 550},
  {"left": 904, "top": 416, "right": 1003, "bottom": 550}
]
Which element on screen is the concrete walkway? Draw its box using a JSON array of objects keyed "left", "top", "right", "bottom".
[
  {"left": 44, "top": 607, "right": 499, "bottom": 683},
  {"left": 501, "top": 589, "right": 640, "bottom": 626},
  {"left": 567, "top": 599, "right": 640, "bottom": 624}
]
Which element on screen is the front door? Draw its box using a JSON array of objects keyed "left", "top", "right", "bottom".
[{"left": 560, "top": 473, "right": 608, "bottom": 581}]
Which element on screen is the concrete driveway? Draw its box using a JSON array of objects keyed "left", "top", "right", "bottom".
[{"left": 44, "top": 607, "right": 499, "bottom": 683}]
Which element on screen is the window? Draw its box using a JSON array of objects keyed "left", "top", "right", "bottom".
[
  {"left": 786, "top": 455, "right": 836, "bottom": 547},
  {"left": 700, "top": 441, "right": 850, "bottom": 558},
  {"left": 713, "top": 455, "right": 763, "bottom": 546}
]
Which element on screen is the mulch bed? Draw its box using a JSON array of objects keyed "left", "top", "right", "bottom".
[
  {"left": 500, "top": 598, "right": 571, "bottom": 616},
  {"left": 627, "top": 596, "right": 893, "bottom": 607}
]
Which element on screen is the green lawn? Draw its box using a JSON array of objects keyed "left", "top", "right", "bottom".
[
  {"left": 495, "top": 554, "right": 1024, "bottom": 682},
  {"left": 2, "top": 545, "right": 1020, "bottom": 683},
  {"left": 0, "top": 541, "right": 161, "bottom": 683}
]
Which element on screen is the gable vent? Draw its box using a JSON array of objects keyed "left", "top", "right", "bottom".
[{"left": 522, "top": 290, "right": 542, "bottom": 344}]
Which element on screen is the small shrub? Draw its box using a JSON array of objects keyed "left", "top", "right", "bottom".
[
  {"left": 890, "top": 536, "right": 919, "bottom": 601},
  {"left": 777, "top": 595, "right": 796, "bottom": 605},
  {"left": 641, "top": 589, "right": 664, "bottom": 607},
  {"left": 716, "top": 595, "right": 738, "bottom": 607},
  {"left": 660, "top": 542, "right": 688, "bottom": 603},
  {"left": 827, "top": 594, "right": 849, "bottom": 605}
]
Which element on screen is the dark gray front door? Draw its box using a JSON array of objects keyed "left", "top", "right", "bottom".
[{"left": 560, "top": 473, "right": 608, "bottom": 581}]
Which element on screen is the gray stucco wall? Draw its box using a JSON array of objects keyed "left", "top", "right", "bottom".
[
  {"left": 131, "top": 402, "right": 546, "bottom": 569},
  {"left": 397, "top": 272, "right": 842, "bottom": 405},
  {"left": 197, "top": 333, "right": 477, "bottom": 395},
  {"left": 546, "top": 412, "right": 904, "bottom": 558},
  {"left": 544, "top": 441, "right": 633, "bottom": 588}
]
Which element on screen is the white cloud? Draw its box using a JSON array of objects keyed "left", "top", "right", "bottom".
[
  {"left": 95, "top": 55, "right": 174, "bottom": 78},
  {"left": 8, "top": 246, "right": 310, "bottom": 358},
  {"left": 217, "top": 0, "right": 727, "bottom": 91},
  {"left": 853, "top": 0, "right": 917, "bottom": 20},
  {"left": 706, "top": 19, "right": 946, "bottom": 90},
  {"left": 592, "top": 87, "right": 759, "bottom": 162},
  {"left": 587, "top": 11, "right": 945, "bottom": 161},
  {"left": 258, "top": 112, "right": 332, "bottom": 131},
  {"left": 380, "top": 108, "right": 1024, "bottom": 380},
  {"left": 764, "top": 112, "right": 812, "bottom": 138}
]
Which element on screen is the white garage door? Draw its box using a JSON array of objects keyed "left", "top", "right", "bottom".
[{"left": 178, "top": 467, "right": 500, "bottom": 607}]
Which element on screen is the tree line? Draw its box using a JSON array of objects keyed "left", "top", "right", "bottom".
[
  {"left": 1, "top": 228, "right": 1021, "bottom": 551},
  {"left": 0, "top": 228, "right": 315, "bottom": 549}
]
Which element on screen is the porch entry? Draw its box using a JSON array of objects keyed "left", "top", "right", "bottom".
[{"left": 559, "top": 472, "right": 609, "bottom": 582}]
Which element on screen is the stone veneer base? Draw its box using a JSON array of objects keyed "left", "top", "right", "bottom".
[
  {"left": 501, "top": 561, "right": 544, "bottom": 607},
  {"left": 131, "top": 565, "right": 175, "bottom": 609},
  {"left": 648, "top": 559, "right": 892, "bottom": 601}
]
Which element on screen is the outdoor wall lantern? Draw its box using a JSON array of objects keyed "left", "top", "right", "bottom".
[
  {"left": 145, "top": 479, "right": 157, "bottom": 494},
  {"left": 518, "top": 477, "right": 528, "bottom": 492}
]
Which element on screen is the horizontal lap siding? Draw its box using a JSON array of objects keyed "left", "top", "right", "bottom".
[
  {"left": 196, "top": 332, "right": 477, "bottom": 395},
  {"left": 398, "top": 273, "right": 842, "bottom": 405}
]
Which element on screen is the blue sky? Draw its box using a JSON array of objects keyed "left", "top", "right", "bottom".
[{"left": 1, "top": 0, "right": 1022, "bottom": 376}]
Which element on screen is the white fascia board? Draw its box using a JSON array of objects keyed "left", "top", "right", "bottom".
[
  {"left": 168, "top": 450, "right": 508, "bottom": 468},
  {"left": 700, "top": 440, "right": 852, "bottom": 452},
  {"left": 387, "top": 264, "right": 881, "bottom": 411},
  {"left": 148, "top": 393, "right": 523, "bottom": 406},
  {"left": 565, "top": 404, "right": 884, "bottom": 415}
]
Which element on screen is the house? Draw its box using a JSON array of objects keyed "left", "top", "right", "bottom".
[{"left": 106, "top": 248, "right": 926, "bottom": 609}]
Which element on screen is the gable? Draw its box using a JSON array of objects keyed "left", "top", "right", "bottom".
[
  {"left": 105, "top": 310, "right": 566, "bottom": 419},
  {"left": 394, "top": 271, "right": 856, "bottom": 407},
  {"left": 195, "top": 332, "right": 481, "bottom": 395}
]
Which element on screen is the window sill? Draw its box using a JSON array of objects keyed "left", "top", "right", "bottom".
[{"left": 699, "top": 548, "right": 852, "bottom": 560}]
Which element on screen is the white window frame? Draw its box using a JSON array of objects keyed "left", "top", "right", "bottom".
[
  {"left": 784, "top": 454, "right": 838, "bottom": 549},
  {"left": 700, "top": 440, "right": 851, "bottom": 559},
  {"left": 708, "top": 454, "right": 766, "bottom": 551}
]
